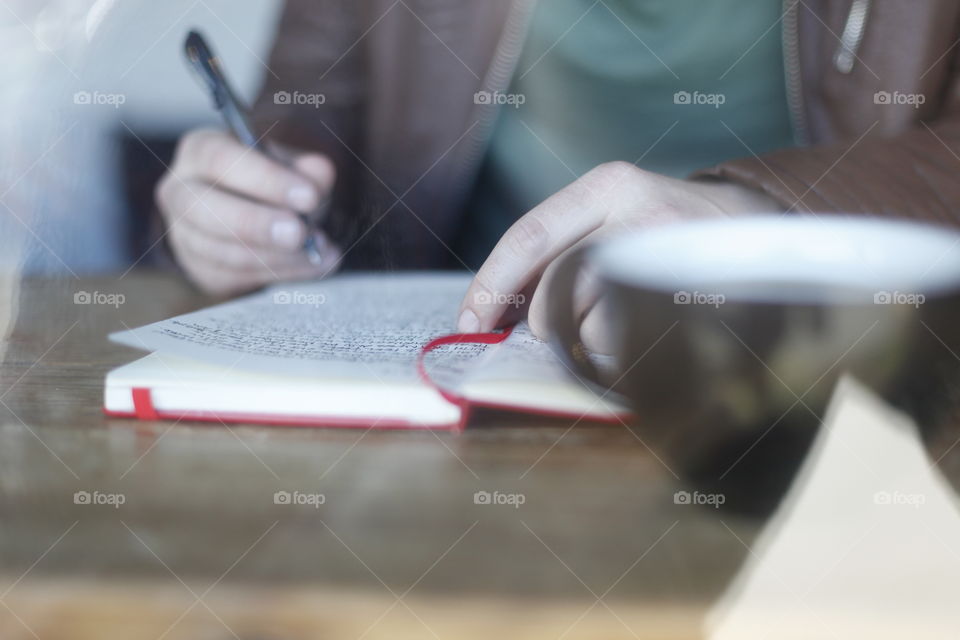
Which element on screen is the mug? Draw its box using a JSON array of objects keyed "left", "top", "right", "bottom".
[{"left": 548, "top": 216, "right": 960, "bottom": 508}]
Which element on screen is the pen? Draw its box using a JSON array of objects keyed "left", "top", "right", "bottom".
[{"left": 183, "top": 29, "right": 327, "bottom": 264}]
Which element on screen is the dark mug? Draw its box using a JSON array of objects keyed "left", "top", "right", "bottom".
[{"left": 548, "top": 216, "right": 960, "bottom": 509}]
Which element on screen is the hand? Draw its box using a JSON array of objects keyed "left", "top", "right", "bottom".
[
  {"left": 458, "top": 162, "right": 782, "bottom": 350},
  {"left": 156, "top": 128, "right": 342, "bottom": 296}
]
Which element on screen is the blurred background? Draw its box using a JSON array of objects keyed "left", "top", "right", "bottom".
[{"left": 1, "top": 0, "right": 281, "bottom": 275}]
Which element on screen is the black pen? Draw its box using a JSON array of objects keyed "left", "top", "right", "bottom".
[{"left": 183, "top": 29, "right": 327, "bottom": 264}]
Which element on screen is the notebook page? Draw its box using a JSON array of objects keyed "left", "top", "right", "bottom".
[
  {"left": 111, "top": 273, "right": 486, "bottom": 381},
  {"left": 454, "top": 324, "right": 627, "bottom": 416},
  {"left": 460, "top": 324, "right": 571, "bottom": 384},
  {"left": 460, "top": 323, "right": 617, "bottom": 388}
]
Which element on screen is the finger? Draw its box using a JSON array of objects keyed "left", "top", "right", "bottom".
[
  {"left": 527, "top": 266, "right": 611, "bottom": 354},
  {"left": 496, "top": 280, "right": 536, "bottom": 328},
  {"left": 173, "top": 129, "right": 323, "bottom": 212},
  {"left": 188, "top": 257, "right": 334, "bottom": 298},
  {"left": 266, "top": 145, "right": 336, "bottom": 198},
  {"left": 526, "top": 228, "right": 617, "bottom": 339},
  {"left": 161, "top": 177, "right": 312, "bottom": 250},
  {"left": 170, "top": 218, "right": 338, "bottom": 276},
  {"left": 458, "top": 163, "right": 632, "bottom": 332},
  {"left": 292, "top": 153, "right": 336, "bottom": 195},
  {"left": 291, "top": 153, "right": 337, "bottom": 229},
  {"left": 579, "top": 301, "right": 615, "bottom": 355},
  {"left": 167, "top": 223, "right": 268, "bottom": 296}
]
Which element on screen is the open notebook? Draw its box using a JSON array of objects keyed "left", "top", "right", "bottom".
[{"left": 105, "top": 273, "right": 627, "bottom": 430}]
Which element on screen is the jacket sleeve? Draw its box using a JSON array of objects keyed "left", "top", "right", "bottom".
[
  {"left": 695, "top": 81, "right": 960, "bottom": 227},
  {"left": 250, "top": 0, "right": 364, "bottom": 156},
  {"left": 248, "top": 0, "right": 372, "bottom": 258}
]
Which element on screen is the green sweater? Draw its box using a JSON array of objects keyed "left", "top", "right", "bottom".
[{"left": 458, "top": 0, "right": 795, "bottom": 268}]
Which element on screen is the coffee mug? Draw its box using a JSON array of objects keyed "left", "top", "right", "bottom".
[{"left": 548, "top": 216, "right": 960, "bottom": 507}]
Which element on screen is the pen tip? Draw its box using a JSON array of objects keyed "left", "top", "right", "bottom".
[{"left": 184, "top": 29, "right": 206, "bottom": 58}]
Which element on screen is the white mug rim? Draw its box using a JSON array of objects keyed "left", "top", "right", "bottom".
[{"left": 593, "top": 215, "right": 960, "bottom": 303}]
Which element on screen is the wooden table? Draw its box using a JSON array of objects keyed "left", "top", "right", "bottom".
[{"left": 3, "top": 271, "right": 933, "bottom": 639}]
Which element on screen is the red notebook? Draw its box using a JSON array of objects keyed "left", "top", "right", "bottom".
[{"left": 105, "top": 273, "right": 628, "bottom": 430}]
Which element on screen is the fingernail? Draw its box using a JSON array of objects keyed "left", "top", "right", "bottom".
[
  {"left": 271, "top": 219, "right": 304, "bottom": 249},
  {"left": 287, "top": 184, "right": 316, "bottom": 210},
  {"left": 458, "top": 308, "right": 480, "bottom": 334}
]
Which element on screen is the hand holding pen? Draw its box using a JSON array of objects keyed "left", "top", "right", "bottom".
[{"left": 154, "top": 30, "right": 341, "bottom": 296}]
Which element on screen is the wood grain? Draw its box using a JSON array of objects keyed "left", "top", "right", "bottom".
[{"left": 0, "top": 273, "right": 764, "bottom": 638}]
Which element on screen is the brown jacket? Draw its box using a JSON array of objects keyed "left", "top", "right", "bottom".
[{"left": 251, "top": 0, "right": 960, "bottom": 269}]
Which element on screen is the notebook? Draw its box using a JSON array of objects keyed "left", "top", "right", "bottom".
[{"left": 105, "top": 272, "right": 628, "bottom": 430}]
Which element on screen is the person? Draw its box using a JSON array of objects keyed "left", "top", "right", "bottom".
[{"left": 155, "top": 0, "right": 960, "bottom": 349}]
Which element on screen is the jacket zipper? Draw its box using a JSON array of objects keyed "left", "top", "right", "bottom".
[
  {"left": 834, "top": 0, "right": 871, "bottom": 74},
  {"left": 448, "top": 0, "right": 536, "bottom": 210},
  {"left": 782, "top": 0, "right": 810, "bottom": 146}
]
